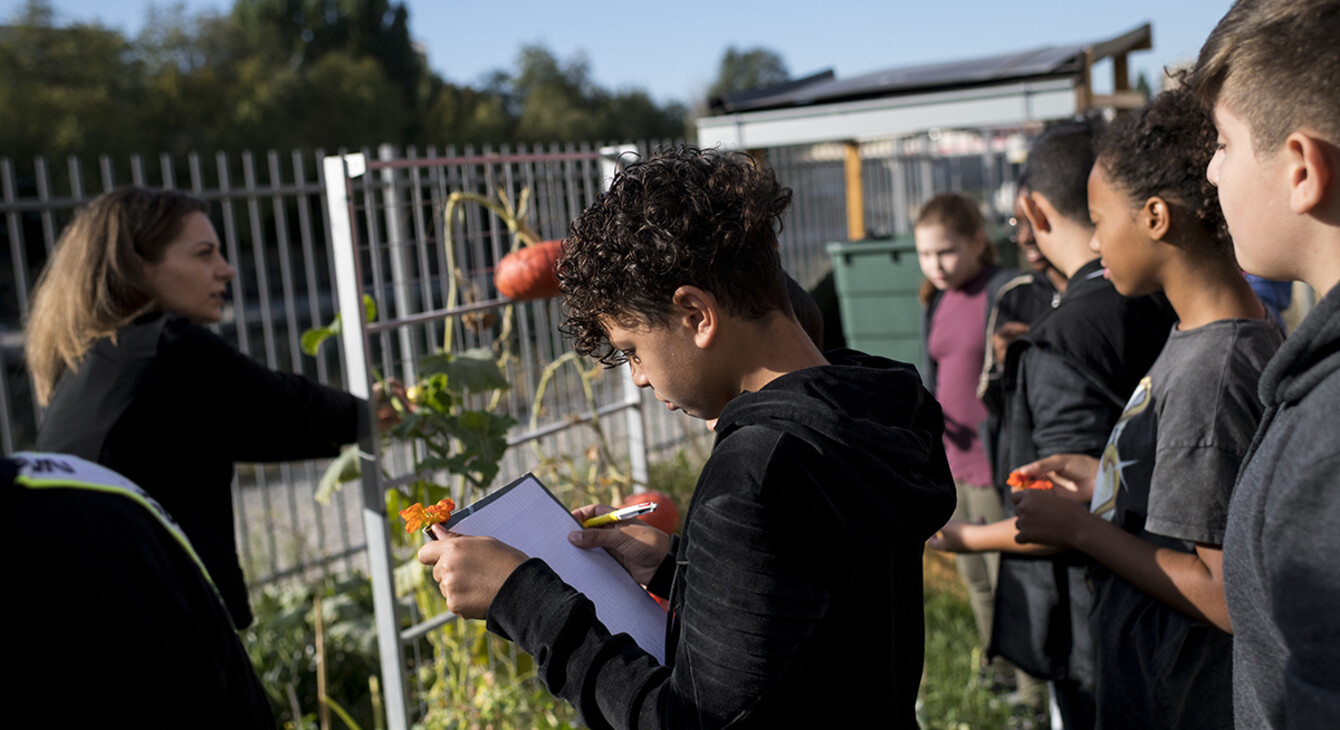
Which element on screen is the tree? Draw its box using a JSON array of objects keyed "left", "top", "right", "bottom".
[
  {"left": 0, "top": 1, "right": 686, "bottom": 159},
  {"left": 483, "top": 44, "right": 685, "bottom": 145},
  {"left": 0, "top": 0, "right": 148, "bottom": 160},
  {"left": 708, "top": 46, "right": 789, "bottom": 100}
]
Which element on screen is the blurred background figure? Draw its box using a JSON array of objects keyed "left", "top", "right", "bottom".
[{"left": 5, "top": 452, "right": 273, "bottom": 728}]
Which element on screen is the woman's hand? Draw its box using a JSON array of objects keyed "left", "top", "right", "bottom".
[
  {"left": 372, "top": 378, "right": 410, "bottom": 433},
  {"left": 569, "top": 504, "right": 672, "bottom": 585},
  {"left": 417, "top": 526, "right": 528, "bottom": 619}
]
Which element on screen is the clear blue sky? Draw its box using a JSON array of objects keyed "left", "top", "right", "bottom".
[{"left": 10, "top": 0, "right": 1236, "bottom": 106}]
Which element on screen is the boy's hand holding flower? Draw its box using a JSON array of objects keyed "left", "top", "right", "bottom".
[{"left": 399, "top": 498, "right": 456, "bottom": 534}]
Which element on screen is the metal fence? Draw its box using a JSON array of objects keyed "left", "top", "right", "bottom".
[{"left": 0, "top": 130, "right": 1023, "bottom": 593}]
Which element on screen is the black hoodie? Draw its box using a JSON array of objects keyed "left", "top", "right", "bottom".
[
  {"left": 1224, "top": 283, "right": 1340, "bottom": 729},
  {"left": 487, "top": 349, "right": 956, "bottom": 729}
]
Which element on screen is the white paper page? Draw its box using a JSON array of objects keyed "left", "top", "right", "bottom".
[{"left": 450, "top": 475, "right": 668, "bottom": 663}]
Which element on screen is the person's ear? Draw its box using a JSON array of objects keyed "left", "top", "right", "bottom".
[
  {"left": 1020, "top": 192, "right": 1050, "bottom": 234},
  {"left": 672, "top": 285, "right": 719, "bottom": 349},
  {"left": 1285, "top": 131, "right": 1333, "bottom": 215},
  {"left": 1143, "top": 196, "right": 1172, "bottom": 241}
]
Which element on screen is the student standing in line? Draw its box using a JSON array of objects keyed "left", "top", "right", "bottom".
[
  {"left": 978, "top": 179, "right": 1065, "bottom": 539},
  {"left": 1007, "top": 86, "right": 1280, "bottom": 730},
  {"left": 913, "top": 193, "right": 1030, "bottom": 702},
  {"left": 932, "top": 118, "right": 1177, "bottom": 730},
  {"left": 1190, "top": 1, "right": 1340, "bottom": 725}
]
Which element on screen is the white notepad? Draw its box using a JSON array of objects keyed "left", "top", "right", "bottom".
[{"left": 445, "top": 473, "right": 668, "bottom": 663}]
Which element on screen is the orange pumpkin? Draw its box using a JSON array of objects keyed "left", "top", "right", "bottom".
[{"left": 494, "top": 239, "right": 563, "bottom": 301}]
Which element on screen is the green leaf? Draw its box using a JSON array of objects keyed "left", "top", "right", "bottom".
[
  {"left": 415, "top": 373, "right": 455, "bottom": 414},
  {"left": 314, "top": 444, "right": 363, "bottom": 504},
  {"left": 301, "top": 319, "right": 340, "bottom": 357},
  {"left": 442, "top": 410, "right": 517, "bottom": 486},
  {"left": 299, "top": 295, "right": 377, "bottom": 357},
  {"left": 418, "top": 347, "right": 510, "bottom": 395}
]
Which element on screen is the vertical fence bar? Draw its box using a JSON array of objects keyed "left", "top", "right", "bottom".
[
  {"left": 599, "top": 144, "right": 649, "bottom": 489},
  {"left": 68, "top": 156, "right": 84, "bottom": 204},
  {"left": 324, "top": 152, "right": 409, "bottom": 730},
  {"left": 0, "top": 158, "right": 22, "bottom": 453},
  {"left": 98, "top": 155, "right": 114, "bottom": 192},
  {"left": 377, "top": 145, "right": 419, "bottom": 385},
  {"left": 34, "top": 157, "right": 57, "bottom": 254}
]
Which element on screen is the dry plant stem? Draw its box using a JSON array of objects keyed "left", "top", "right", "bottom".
[
  {"left": 528, "top": 352, "right": 629, "bottom": 491},
  {"left": 315, "top": 591, "right": 329, "bottom": 730},
  {"left": 369, "top": 675, "right": 384, "bottom": 730},
  {"left": 440, "top": 190, "right": 539, "bottom": 352},
  {"left": 436, "top": 188, "right": 539, "bottom": 493}
]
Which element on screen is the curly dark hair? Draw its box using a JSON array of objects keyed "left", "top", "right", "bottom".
[
  {"left": 1095, "top": 85, "right": 1232, "bottom": 259},
  {"left": 558, "top": 146, "right": 793, "bottom": 365}
]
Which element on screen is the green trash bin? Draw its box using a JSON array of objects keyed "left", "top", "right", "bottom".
[{"left": 826, "top": 237, "right": 925, "bottom": 370}]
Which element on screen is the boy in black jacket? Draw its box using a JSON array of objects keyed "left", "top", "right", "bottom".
[{"left": 418, "top": 147, "right": 956, "bottom": 729}]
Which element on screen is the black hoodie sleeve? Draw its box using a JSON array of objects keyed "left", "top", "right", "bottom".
[{"left": 485, "top": 435, "right": 834, "bottom": 730}]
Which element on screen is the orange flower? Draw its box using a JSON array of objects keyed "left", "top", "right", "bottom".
[
  {"left": 1007, "top": 471, "right": 1054, "bottom": 492},
  {"left": 399, "top": 498, "right": 456, "bottom": 533}
]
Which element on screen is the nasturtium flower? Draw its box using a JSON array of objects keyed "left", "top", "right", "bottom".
[
  {"left": 399, "top": 498, "right": 456, "bottom": 533},
  {"left": 1007, "top": 471, "right": 1054, "bottom": 492}
]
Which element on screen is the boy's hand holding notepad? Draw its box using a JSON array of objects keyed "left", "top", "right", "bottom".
[{"left": 415, "top": 474, "right": 669, "bottom": 664}]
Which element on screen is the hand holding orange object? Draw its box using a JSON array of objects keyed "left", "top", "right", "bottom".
[
  {"left": 1012, "top": 453, "right": 1100, "bottom": 502},
  {"left": 1007, "top": 471, "right": 1054, "bottom": 492},
  {"left": 399, "top": 498, "right": 456, "bottom": 534}
]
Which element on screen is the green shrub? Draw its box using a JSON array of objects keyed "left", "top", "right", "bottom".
[{"left": 243, "top": 574, "right": 382, "bottom": 730}]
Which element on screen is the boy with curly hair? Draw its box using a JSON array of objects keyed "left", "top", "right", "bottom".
[
  {"left": 1191, "top": 1, "right": 1340, "bottom": 726},
  {"left": 418, "top": 146, "right": 956, "bottom": 728}
]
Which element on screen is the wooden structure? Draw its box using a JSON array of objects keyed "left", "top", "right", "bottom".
[{"left": 697, "top": 24, "right": 1153, "bottom": 241}]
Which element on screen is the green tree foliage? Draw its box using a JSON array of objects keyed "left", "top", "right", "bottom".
[
  {"left": 484, "top": 44, "right": 687, "bottom": 145},
  {"left": 0, "top": 0, "right": 685, "bottom": 160},
  {"left": 708, "top": 46, "right": 789, "bottom": 100},
  {"left": 0, "top": 1, "right": 146, "bottom": 161}
]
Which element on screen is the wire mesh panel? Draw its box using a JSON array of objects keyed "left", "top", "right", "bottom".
[{"left": 323, "top": 145, "right": 686, "bottom": 727}]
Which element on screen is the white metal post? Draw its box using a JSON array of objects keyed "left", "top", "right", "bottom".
[
  {"left": 323, "top": 153, "right": 410, "bottom": 730},
  {"left": 599, "top": 145, "right": 650, "bottom": 490},
  {"left": 378, "top": 144, "right": 420, "bottom": 386}
]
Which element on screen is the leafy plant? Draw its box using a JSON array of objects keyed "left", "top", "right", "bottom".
[{"left": 243, "top": 574, "right": 383, "bottom": 730}]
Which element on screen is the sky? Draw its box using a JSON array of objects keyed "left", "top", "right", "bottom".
[{"left": 10, "top": 0, "right": 1236, "bottom": 106}]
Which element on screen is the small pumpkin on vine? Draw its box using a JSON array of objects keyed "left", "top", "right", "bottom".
[{"left": 494, "top": 239, "right": 564, "bottom": 301}]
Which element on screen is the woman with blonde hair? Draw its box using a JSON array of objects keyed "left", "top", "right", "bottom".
[{"left": 29, "top": 186, "right": 375, "bottom": 628}]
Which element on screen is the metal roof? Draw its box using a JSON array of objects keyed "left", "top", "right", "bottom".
[{"left": 711, "top": 44, "right": 1088, "bottom": 114}]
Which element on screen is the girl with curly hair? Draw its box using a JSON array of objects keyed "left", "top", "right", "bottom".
[{"left": 947, "top": 86, "right": 1281, "bottom": 728}]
